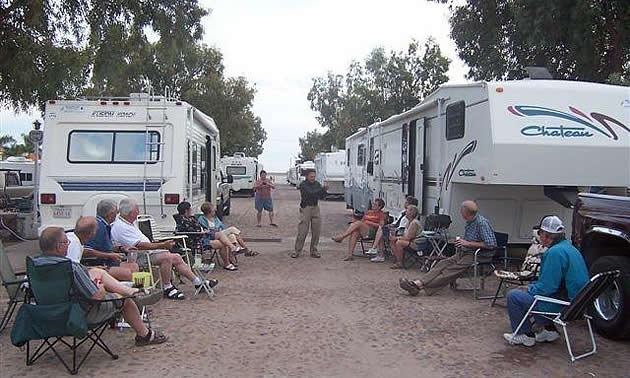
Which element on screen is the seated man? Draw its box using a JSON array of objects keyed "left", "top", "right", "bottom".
[
  {"left": 39, "top": 227, "right": 168, "bottom": 346},
  {"left": 70, "top": 199, "right": 139, "bottom": 281},
  {"left": 176, "top": 201, "right": 239, "bottom": 271},
  {"left": 399, "top": 200, "right": 497, "bottom": 296},
  {"left": 111, "top": 198, "right": 217, "bottom": 300},
  {"left": 503, "top": 216, "right": 589, "bottom": 346},
  {"left": 368, "top": 196, "right": 419, "bottom": 263},
  {"left": 198, "top": 202, "right": 258, "bottom": 256},
  {"left": 389, "top": 205, "right": 426, "bottom": 269},
  {"left": 332, "top": 198, "right": 386, "bottom": 261}
]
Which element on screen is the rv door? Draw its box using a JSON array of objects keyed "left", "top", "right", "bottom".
[{"left": 411, "top": 119, "right": 425, "bottom": 213}]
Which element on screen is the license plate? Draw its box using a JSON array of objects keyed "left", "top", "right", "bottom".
[{"left": 53, "top": 206, "right": 72, "bottom": 219}]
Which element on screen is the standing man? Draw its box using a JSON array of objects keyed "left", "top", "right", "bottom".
[
  {"left": 293, "top": 169, "right": 327, "bottom": 258},
  {"left": 399, "top": 200, "right": 497, "bottom": 296},
  {"left": 254, "top": 170, "right": 277, "bottom": 227}
]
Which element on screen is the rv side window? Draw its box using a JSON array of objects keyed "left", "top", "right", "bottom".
[
  {"left": 357, "top": 144, "right": 366, "bottom": 166},
  {"left": 212, "top": 145, "right": 217, "bottom": 170},
  {"left": 68, "top": 131, "right": 159, "bottom": 163},
  {"left": 192, "top": 143, "right": 198, "bottom": 184},
  {"left": 226, "top": 166, "right": 246, "bottom": 175},
  {"left": 20, "top": 173, "right": 33, "bottom": 182},
  {"left": 5, "top": 173, "right": 20, "bottom": 186},
  {"left": 346, "top": 148, "right": 350, "bottom": 166},
  {"left": 201, "top": 146, "right": 207, "bottom": 190},
  {"left": 446, "top": 101, "right": 465, "bottom": 140}
]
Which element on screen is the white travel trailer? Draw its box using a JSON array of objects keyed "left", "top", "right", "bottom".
[
  {"left": 39, "top": 93, "right": 230, "bottom": 232},
  {"left": 0, "top": 156, "right": 38, "bottom": 185},
  {"left": 344, "top": 128, "right": 372, "bottom": 211},
  {"left": 220, "top": 152, "right": 261, "bottom": 195},
  {"left": 287, "top": 160, "right": 300, "bottom": 185},
  {"left": 346, "top": 79, "right": 630, "bottom": 244},
  {"left": 296, "top": 160, "right": 315, "bottom": 187},
  {"left": 315, "top": 151, "right": 345, "bottom": 197}
]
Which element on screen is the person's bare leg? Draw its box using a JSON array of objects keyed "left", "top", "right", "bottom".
[
  {"left": 120, "top": 262, "right": 139, "bottom": 273},
  {"left": 372, "top": 227, "right": 384, "bottom": 254},
  {"left": 120, "top": 296, "right": 149, "bottom": 337},
  {"left": 334, "top": 222, "right": 361, "bottom": 242},
  {"left": 219, "top": 246, "right": 230, "bottom": 266},
  {"left": 155, "top": 253, "right": 174, "bottom": 285},
  {"left": 256, "top": 211, "right": 262, "bottom": 226},
  {"left": 108, "top": 266, "right": 133, "bottom": 281},
  {"left": 170, "top": 253, "right": 196, "bottom": 281},
  {"left": 216, "top": 232, "right": 237, "bottom": 253},
  {"left": 347, "top": 231, "right": 360, "bottom": 259},
  {"left": 268, "top": 212, "right": 274, "bottom": 224},
  {"left": 89, "top": 268, "right": 135, "bottom": 296},
  {"left": 236, "top": 235, "right": 248, "bottom": 249},
  {"left": 393, "top": 240, "right": 407, "bottom": 265}
]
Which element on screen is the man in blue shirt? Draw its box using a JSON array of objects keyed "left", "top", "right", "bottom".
[
  {"left": 503, "top": 215, "right": 589, "bottom": 347},
  {"left": 400, "top": 200, "right": 497, "bottom": 296},
  {"left": 84, "top": 199, "right": 139, "bottom": 281}
]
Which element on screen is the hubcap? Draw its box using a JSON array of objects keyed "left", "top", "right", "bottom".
[{"left": 594, "top": 280, "right": 622, "bottom": 321}]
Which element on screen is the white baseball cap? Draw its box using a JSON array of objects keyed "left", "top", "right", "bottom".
[{"left": 540, "top": 216, "right": 565, "bottom": 234}]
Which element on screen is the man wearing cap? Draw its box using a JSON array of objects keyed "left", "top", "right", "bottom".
[
  {"left": 503, "top": 215, "right": 589, "bottom": 347},
  {"left": 399, "top": 200, "right": 497, "bottom": 296}
]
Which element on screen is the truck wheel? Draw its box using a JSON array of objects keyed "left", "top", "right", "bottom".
[{"left": 588, "top": 256, "right": 630, "bottom": 340}]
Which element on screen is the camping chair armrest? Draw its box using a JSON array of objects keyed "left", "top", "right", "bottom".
[
  {"left": 154, "top": 235, "right": 188, "bottom": 241},
  {"left": 174, "top": 231, "right": 208, "bottom": 236},
  {"left": 533, "top": 295, "right": 571, "bottom": 306},
  {"left": 2, "top": 277, "right": 28, "bottom": 287},
  {"left": 14, "top": 270, "right": 26, "bottom": 276}
]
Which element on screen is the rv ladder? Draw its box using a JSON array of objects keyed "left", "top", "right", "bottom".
[{"left": 142, "top": 85, "right": 167, "bottom": 218}]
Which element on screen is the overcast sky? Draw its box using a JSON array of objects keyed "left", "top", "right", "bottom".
[{"left": 0, "top": 0, "right": 469, "bottom": 172}]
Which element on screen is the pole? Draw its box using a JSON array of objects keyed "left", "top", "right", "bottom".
[{"left": 31, "top": 120, "right": 41, "bottom": 216}]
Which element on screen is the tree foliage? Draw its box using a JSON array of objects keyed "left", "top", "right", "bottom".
[
  {"left": 433, "top": 0, "right": 629, "bottom": 83},
  {"left": 298, "top": 130, "right": 336, "bottom": 162},
  {"left": 0, "top": 133, "right": 35, "bottom": 157},
  {"left": 305, "top": 39, "right": 450, "bottom": 158},
  {"left": 0, "top": 0, "right": 266, "bottom": 156}
]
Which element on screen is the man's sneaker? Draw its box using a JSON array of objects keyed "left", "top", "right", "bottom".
[
  {"left": 366, "top": 248, "right": 378, "bottom": 255},
  {"left": 535, "top": 329, "right": 560, "bottom": 343},
  {"left": 503, "top": 333, "right": 535, "bottom": 347},
  {"left": 370, "top": 256, "right": 385, "bottom": 262}
]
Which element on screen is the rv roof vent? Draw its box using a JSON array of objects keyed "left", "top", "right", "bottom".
[
  {"left": 233, "top": 152, "right": 245, "bottom": 158},
  {"left": 525, "top": 66, "right": 553, "bottom": 80}
]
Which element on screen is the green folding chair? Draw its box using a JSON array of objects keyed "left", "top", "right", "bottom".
[
  {"left": 0, "top": 240, "right": 29, "bottom": 333},
  {"left": 11, "top": 256, "right": 127, "bottom": 375}
]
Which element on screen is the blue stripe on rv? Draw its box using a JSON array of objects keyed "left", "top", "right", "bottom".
[{"left": 58, "top": 181, "right": 162, "bottom": 192}]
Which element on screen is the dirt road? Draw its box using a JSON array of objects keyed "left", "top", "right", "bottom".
[{"left": 1, "top": 184, "right": 629, "bottom": 377}]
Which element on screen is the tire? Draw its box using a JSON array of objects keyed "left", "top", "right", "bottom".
[{"left": 588, "top": 255, "right": 630, "bottom": 340}]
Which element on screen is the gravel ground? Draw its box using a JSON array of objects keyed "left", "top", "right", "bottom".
[{"left": 1, "top": 184, "right": 629, "bottom": 377}]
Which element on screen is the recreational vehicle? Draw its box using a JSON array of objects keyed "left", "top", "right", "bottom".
[
  {"left": 0, "top": 156, "right": 38, "bottom": 185},
  {"left": 345, "top": 79, "right": 630, "bottom": 244},
  {"left": 296, "top": 160, "right": 316, "bottom": 187},
  {"left": 38, "top": 93, "right": 231, "bottom": 233},
  {"left": 315, "top": 151, "right": 345, "bottom": 197},
  {"left": 220, "top": 152, "right": 261, "bottom": 195}
]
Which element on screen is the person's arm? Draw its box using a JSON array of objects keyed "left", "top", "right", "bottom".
[
  {"left": 457, "top": 223, "right": 497, "bottom": 250},
  {"left": 268, "top": 179, "right": 275, "bottom": 189},
  {"left": 83, "top": 247, "right": 122, "bottom": 263},
  {"left": 528, "top": 250, "right": 565, "bottom": 296},
  {"left": 136, "top": 240, "right": 175, "bottom": 250},
  {"left": 254, "top": 179, "right": 264, "bottom": 190},
  {"left": 400, "top": 221, "right": 419, "bottom": 241}
]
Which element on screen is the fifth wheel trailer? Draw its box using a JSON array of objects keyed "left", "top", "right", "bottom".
[
  {"left": 315, "top": 151, "right": 345, "bottom": 197},
  {"left": 345, "top": 79, "right": 630, "bottom": 244}
]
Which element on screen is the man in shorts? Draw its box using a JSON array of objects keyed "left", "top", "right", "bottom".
[
  {"left": 254, "top": 170, "right": 277, "bottom": 227},
  {"left": 38, "top": 227, "right": 168, "bottom": 346}
]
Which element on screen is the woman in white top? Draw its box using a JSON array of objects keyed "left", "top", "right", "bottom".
[{"left": 390, "top": 205, "right": 424, "bottom": 269}]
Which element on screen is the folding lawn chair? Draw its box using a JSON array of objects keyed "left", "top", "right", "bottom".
[
  {"left": 509, "top": 270, "right": 620, "bottom": 362},
  {"left": 173, "top": 214, "right": 229, "bottom": 268},
  {"left": 404, "top": 214, "right": 451, "bottom": 270},
  {"left": 491, "top": 240, "right": 545, "bottom": 307},
  {"left": 0, "top": 240, "right": 29, "bottom": 333},
  {"left": 10, "top": 256, "right": 132, "bottom": 375}
]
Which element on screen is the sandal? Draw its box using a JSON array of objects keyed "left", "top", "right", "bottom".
[
  {"left": 270, "top": 223, "right": 278, "bottom": 227},
  {"left": 224, "top": 264, "right": 238, "bottom": 271},
  {"left": 343, "top": 256, "right": 354, "bottom": 261},
  {"left": 244, "top": 249, "right": 259, "bottom": 256},
  {"left": 163, "top": 286, "right": 185, "bottom": 300},
  {"left": 135, "top": 328, "right": 169, "bottom": 346},
  {"left": 290, "top": 252, "right": 300, "bottom": 258}
]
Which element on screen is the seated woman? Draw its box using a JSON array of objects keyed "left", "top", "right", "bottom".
[
  {"left": 390, "top": 205, "right": 425, "bottom": 269},
  {"left": 368, "top": 196, "right": 419, "bottom": 263},
  {"left": 176, "top": 202, "right": 239, "bottom": 271},
  {"left": 332, "top": 198, "right": 386, "bottom": 261},
  {"left": 198, "top": 202, "right": 259, "bottom": 256}
]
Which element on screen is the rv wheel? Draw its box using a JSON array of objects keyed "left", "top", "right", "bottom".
[{"left": 588, "top": 256, "right": 630, "bottom": 340}]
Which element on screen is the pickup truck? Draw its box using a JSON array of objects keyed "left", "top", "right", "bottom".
[
  {"left": 572, "top": 192, "right": 630, "bottom": 340},
  {"left": 0, "top": 169, "right": 33, "bottom": 206}
]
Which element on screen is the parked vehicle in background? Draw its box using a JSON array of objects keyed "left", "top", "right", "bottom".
[
  {"left": 217, "top": 167, "right": 232, "bottom": 217},
  {"left": 345, "top": 75, "right": 629, "bottom": 244},
  {"left": 0, "top": 156, "right": 37, "bottom": 185},
  {"left": 296, "top": 160, "right": 315, "bottom": 187},
  {"left": 315, "top": 151, "right": 345, "bottom": 199},
  {"left": 287, "top": 159, "right": 301, "bottom": 186},
  {"left": 38, "top": 92, "right": 228, "bottom": 233},
  {"left": 220, "top": 152, "right": 261, "bottom": 196},
  {"left": 572, "top": 193, "right": 630, "bottom": 340},
  {"left": 0, "top": 169, "right": 33, "bottom": 207}
]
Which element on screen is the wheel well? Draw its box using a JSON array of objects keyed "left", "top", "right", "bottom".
[{"left": 582, "top": 232, "right": 630, "bottom": 267}]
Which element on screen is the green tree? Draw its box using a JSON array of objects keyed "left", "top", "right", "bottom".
[
  {"left": 0, "top": 134, "right": 34, "bottom": 157},
  {"left": 298, "top": 130, "right": 336, "bottom": 161},
  {"left": 307, "top": 38, "right": 450, "bottom": 157},
  {"left": 432, "top": 0, "right": 629, "bottom": 83}
]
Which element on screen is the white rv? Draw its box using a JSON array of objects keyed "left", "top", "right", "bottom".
[
  {"left": 315, "top": 151, "right": 345, "bottom": 197},
  {"left": 346, "top": 79, "right": 630, "bottom": 244},
  {"left": 344, "top": 128, "right": 372, "bottom": 211},
  {"left": 39, "top": 93, "right": 231, "bottom": 232},
  {"left": 296, "top": 160, "right": 316, "bottom": 187},
  {"left": 220, "top": 152, "right": 261, "bottom": 195},
  {"left": 0, "top": 156, "right": 38, "bottom": 185}
]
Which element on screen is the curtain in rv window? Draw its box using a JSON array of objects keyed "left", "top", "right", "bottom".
[
  {"left": 68, "top": 131, "right": 159, "bottom": 163},
  {"left": 226, "top": 166, "right": 246, "bottom": 175},
  {"left": 346, "top": 148, "right": 350, "bottom": 166},
  {"left": 201, "top": 146, "right": 207, "bottom": 191},
  {"left": 446, "top": 101, "right": 465, "bottom": 140},
  {"left": 357, "top": 144, "right": 366, "bottom": 166},
  {"left": 192, "top": 143, "right": 198, "bottom": 184}
]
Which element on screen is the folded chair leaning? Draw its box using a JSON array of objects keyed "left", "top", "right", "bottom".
[
  {"left": 0, "top": 240, "right": 29, "bottom": 333},
  {"left": 11, "top": 256, "right": 133, "bottom": 375},
  {"left": 509, "top": 270, "right": 620, "bottom": 362}
]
